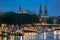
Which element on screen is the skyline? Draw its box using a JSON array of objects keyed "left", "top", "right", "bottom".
[{"left": 0, "top": 0, "right": 60, "bottom": 16}]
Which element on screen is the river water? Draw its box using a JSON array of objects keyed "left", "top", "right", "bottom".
[{"left": 14, "top": 31, "right": 60, "bottom": 40}]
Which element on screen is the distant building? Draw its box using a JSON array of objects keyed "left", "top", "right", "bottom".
[
  {"left": 19, "top": 6, "right": 33, "bottom": 14},
  {"left": 39, "top": 5, "right": 49, "bottom": 22},
  {"left": 18, "top": 5, "right": 58, "bottom": 24},
  {"left": 19, "top": 10, "right": 31, "bottom": 13}
]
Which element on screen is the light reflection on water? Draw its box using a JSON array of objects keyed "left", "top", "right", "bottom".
[{"left": 13, "top": 31, "right": 60, "bottom": 40}]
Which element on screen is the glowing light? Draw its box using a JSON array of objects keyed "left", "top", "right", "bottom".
[{"left": 54, "top": 31, "right": 56, "bottom": 39}]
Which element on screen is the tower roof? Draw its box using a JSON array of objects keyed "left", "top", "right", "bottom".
[
  {"left": 39, "top": 5, "right": 42, "bottom": 17},
  {"left": 44, "top": 5, "right": 48, "bottom": 16}
]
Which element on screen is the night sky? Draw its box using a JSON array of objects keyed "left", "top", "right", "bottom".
[{"left": 0, "top": 0, "right": 60, "bottom": 16}]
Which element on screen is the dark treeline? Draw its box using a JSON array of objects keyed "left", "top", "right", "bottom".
[
  {"left": 0, "top": 11, "right": 60, "bottom": 25},
  {"left": 0, "top": 11, "right": 39, "bottom": 25},
  {"left": 46, "top": 17, "right": 60, "bottom": 24}
]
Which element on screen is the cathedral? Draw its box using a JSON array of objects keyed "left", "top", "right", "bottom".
[
  {"left": 18, "top": 5, "right": 49, "bottom": 21},
  {"left": 18, "top": 5, "right": 58, "bottom": 25},
  {"left": 38, "top": 5, "right": 49, "bottom": 22}
]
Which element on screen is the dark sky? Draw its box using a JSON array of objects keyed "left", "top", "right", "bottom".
[{"left": 0, "top": 0, "right": 60, "bottom": 16}]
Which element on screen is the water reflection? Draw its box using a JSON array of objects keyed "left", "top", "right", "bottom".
[
  {"left": 22, "top": 31, "right": 60, "bottom": 40},
  {"left": 14, "top": 36, "right": 22, "bottom": 40},
  {"left": 2, "top": 31, "right": 60, "bottom": 40}
]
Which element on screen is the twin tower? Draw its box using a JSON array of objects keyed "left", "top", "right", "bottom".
[
  {"left": 19, "top": 5, "right": 48, "bottom": 17},
  {"left": 39, "top": 5, "right": 48, "bottom": 17}
]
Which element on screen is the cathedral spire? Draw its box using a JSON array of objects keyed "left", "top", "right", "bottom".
[
  {"left": 39, "top": 5, "right": 42, "bottom": 17},
  {"left": 44, "top": 5, "right": 48, "bottom": 16}
]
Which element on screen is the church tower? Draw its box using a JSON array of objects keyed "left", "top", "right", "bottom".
[
  {"left": 44, "top": 5, "right": 48, "bottom": 16},
  {"left": 39, "top": 5, "right": 42, "bottom": 17},
  {"left": 39, "top": 5, "right": 42, "bottom": 22}
]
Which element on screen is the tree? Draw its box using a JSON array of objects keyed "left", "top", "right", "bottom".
[
  {"left": 19, "top": 13, "right": 39, "bottom": 24},
  {"left": 0, "top": 12, "right": 4, "bottom": 24},
  {"left": 2, "top": 11, "right": 39, "bottom": 25},
  {"left": 31, "top": 14, "right": 39, "bottom": 23},
  {"left": 0, "top": 15, "right": 2, "bottom": 24},
  {"left": 46, "top": 17, "right": 53, "bottom": 24},
  {"left": 56, "top": 19, "right": 60, "bottom": 24},
  {"left": 2, "top": 11, "right": 19, "bottom": 25}
]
